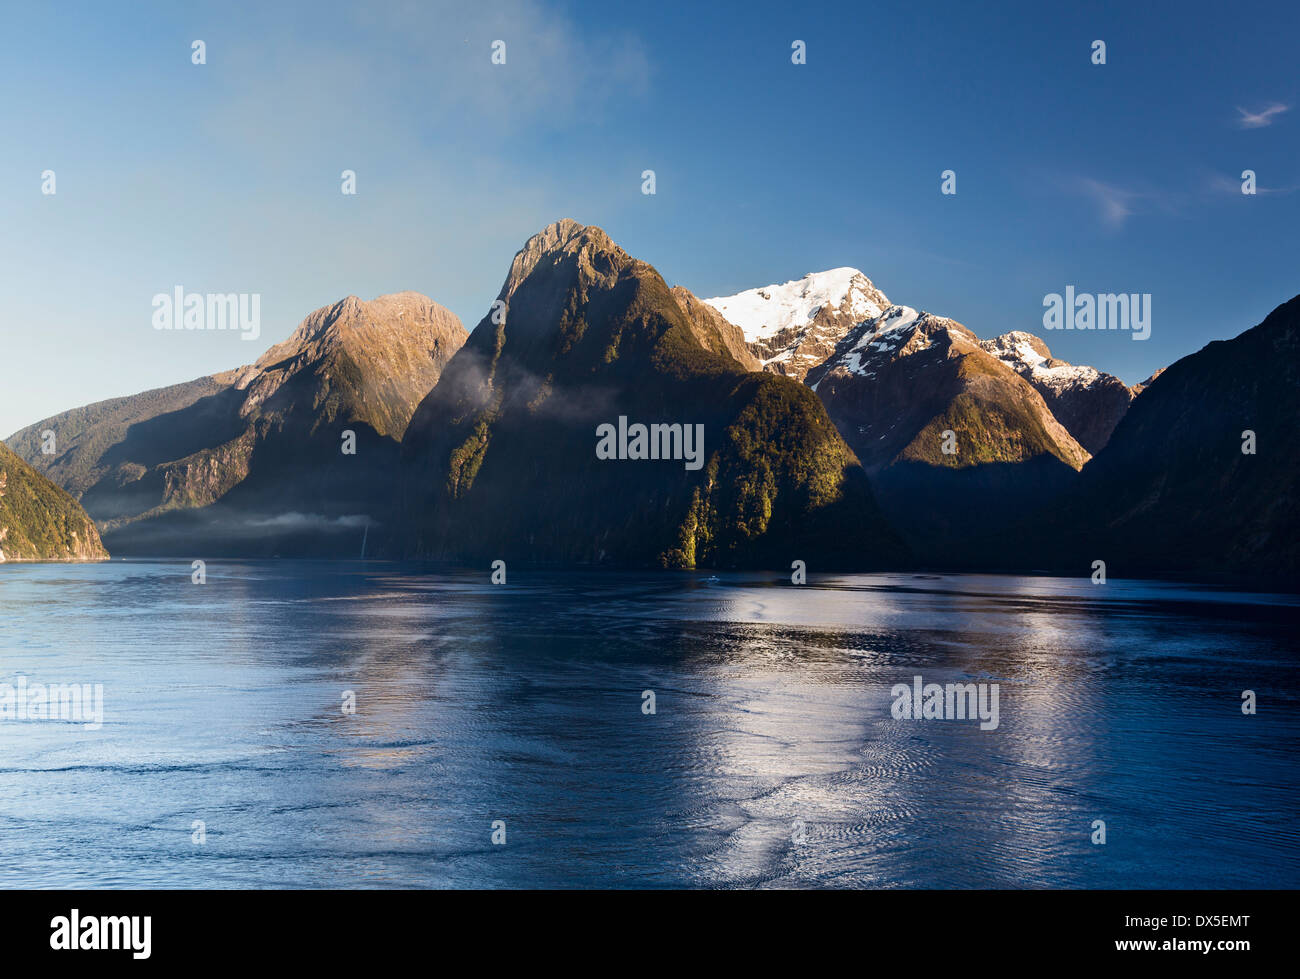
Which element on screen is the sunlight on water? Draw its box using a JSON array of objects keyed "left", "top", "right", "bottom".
[{"left": 0, "top": 561, "right": 1296, "bottom": 888}]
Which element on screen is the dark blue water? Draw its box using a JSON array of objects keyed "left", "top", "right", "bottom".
[{"left": 1, "top": 561, "right": 1296, "bottom": 888}]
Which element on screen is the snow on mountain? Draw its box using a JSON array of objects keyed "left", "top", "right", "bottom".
[
  {"left": 702, "top": 268, "right": 889, "bottom": 381},
  {"left": 811, "top": 306, "right": 967, "bottom": 388},
  {"left": 979, "top": 331, "right": 1105, "bottom": 396},
  {"left": 979, "top": 330, "right": 1136, "bottom": 454},
  {"left": 804, "top": 305, "right": 1089, "bottom": 474},
  {"left": 702, "top": 267, "right": 1140, "bottom": 455}
]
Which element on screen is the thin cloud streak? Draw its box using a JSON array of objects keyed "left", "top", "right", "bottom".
[
  {"left": 1074, "top": 178, "right": 1139, "bottom": 229},
  {"left": 1062, "top": 176, "right": 1187, "bottom": 229},
  {"left": 1236, "top": 103, "right": 1289, "bottom": 128}
]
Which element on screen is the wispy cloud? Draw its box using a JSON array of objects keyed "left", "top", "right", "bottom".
[
  {"left": 1235, "top": 103, "right": 1289, "bottom": 128},
  {"left": 1059, "top": 176, "right": 1186, "bottom": 229},
  {"left": 1074, "top": 178, "right": 1140, "bottom": 228}
]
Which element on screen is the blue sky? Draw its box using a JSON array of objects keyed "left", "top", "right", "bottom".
[{"left": 1, "top": 0, "right": 1295, "bottom": 437}]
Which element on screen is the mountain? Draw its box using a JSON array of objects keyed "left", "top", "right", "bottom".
[
  {"left": 7, "top": 292, "right": 466, "bottom": 556},
  {"left": 0, "top": 442, "right": 107, "bottom": 562},
  {"left": 804, "top": 305, "right": 1089, "bottom": 562},
  {"left": 1133, "top": 367, "right": 1165, "bottom": 393},
  {"left": 806, "top": 307, "right": 1089, "bottom": 471},
  {"left": 705, "top": 267, "right": 1135, "bottom": 453},
  {"left": 702, "top": 268, "right": 889, "bottom": 381},
  {"left": 1039, "top": 295, "right": 1300, "bottom": 583},
  {"left": 398, "top": 220, "right": 906, "bottom": 569},
  {"left": 669, "top": 286, "right": 761, "bottom": 370},
  {"left": 979, "top": 331, "right": 1137, "bottom": 453}
]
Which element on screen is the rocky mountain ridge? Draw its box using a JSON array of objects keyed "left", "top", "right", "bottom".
[
  {"left": 703, "top": 268, "right": 890, "bottom": 381},
  {"left": 398, "top": 219, "right": 905, "bottom": 568},
  {"left": 8, "top": 292, "right": 467, "bottom": 555}
]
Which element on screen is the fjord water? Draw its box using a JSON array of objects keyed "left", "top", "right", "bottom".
[{"left": 1, "top": 561, "right": 1296, "bottom": 889}]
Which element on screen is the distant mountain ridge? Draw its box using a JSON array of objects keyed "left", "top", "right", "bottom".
[
  {"left": 802, "top": 304, "right": 1091, "bottom": 561},
  {"left": 8, "top": 292, "right": 466, "bottom": 555},
  {"left": 979, "top": 330, "right": 1136, "bottom": 453},
  {"left": 703, "top": 267, "right": 1139, "bottom": 459},
  {"left": 806, "top": 306, "right": 1089, "bottom": 471},
  {"left": 5, "top": 221, "right": 1291, "bottom": 584}
]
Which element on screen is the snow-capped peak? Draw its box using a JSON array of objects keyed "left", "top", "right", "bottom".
[
  {"left": 699, "top": 268, "right": 891, "bottom": 382},
  {"left": 812, "top": 306, "right": 975, "bottom": 385},
  {"left": 702, "top": 268, "right": 888, "bottom": 345},
  {"left": 979, "top": 331, "right": 1102, "bottom": 392}
]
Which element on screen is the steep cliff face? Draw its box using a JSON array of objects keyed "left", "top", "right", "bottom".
[
  {"left": 1038, "top": 295, "right": 1300, "bottom": 583},
  {"left": 232, "top": 292, "right": 464, "bottom": 440},
  {"left": 807, "top": 308, "right": 1089, "bottom": 472},
  {"left": 0, "top": 442, "right": 108, "bottom": 562},
  {"left": 803, "top": 306, "right": 1089, "bottom": 563},
  {"left": 399, "top": 220, "right": 906, "bottom": 569},
  {"left": 979, "top": 331, "right": 1137, "bottom": 454},
  {"left": 669, "top": 286, "right": 762, "bottom": 370},
  {"left": 8, "top": 293, "right": 466, "bottom": 556}
]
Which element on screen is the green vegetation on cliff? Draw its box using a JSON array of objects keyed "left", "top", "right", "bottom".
[
  {"left": 400, "top": 219, "right": 907, "bottom": 569},
  {"left": 0, "top": 442, "right": 108, "bottom": 562}
]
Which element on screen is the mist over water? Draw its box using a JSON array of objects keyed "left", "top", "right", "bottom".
[{"left": 1, "top": 562, "right": 1296, "bottom": 888}]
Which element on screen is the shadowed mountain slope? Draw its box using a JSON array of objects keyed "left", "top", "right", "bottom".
[{"left": 398, "top": 219, "right": 906, "bottom": 569}]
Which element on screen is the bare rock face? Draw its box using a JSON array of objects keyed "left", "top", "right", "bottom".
[
  {"left": 6, "top": 293, "right": 467, "bottom": 556},
  {"left": 0, "top": 442, "right": 108, "bottom": 562},
  {"left": 669, "top": 286, "right": 762, "bottom": 370},
  {"left": 804, "top": 306, "right": 1089, "bottom": 564},
  {"left": 979, "top": 331, "right": 1137, "bottom": 454},
  {"left": 808, "top": 308, "right": 1089, "bottom": 472},
  {"left": 234, "top": 291, "right": 465, "bottom": 439},
  {"left": 703, "top": 268, "right": 890, "bottom": 381}
]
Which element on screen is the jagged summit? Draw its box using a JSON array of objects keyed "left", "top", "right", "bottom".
[
  {"left": 807, "top": 304, "right": 1089, "bottom": 472},
  {"left": 399, "top": 221, "right": 905, "bottom": 568},
  {"left": 496, "top": 219, "right": 628, "bottom": 307},
  {"left": 220, "top": 291, "right": 466, "bottom": 440},
  {"left": 254, "top": 292, "right": 456, "bottom": 364},
  {"left": 980, "top": 330, "right": 1053, "bottom": 363},
  {"left": 807, "top": 305, "right": 972, "bottom": 388},
  {"left": 980, "top": 330, "right": 1104, "bottom": 389},
  {"left": 703, "top": 268, "right": 890, "bottom": 381},
  {"left": 979, "top": 329, "right": 1136, "bottom": 454}
]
